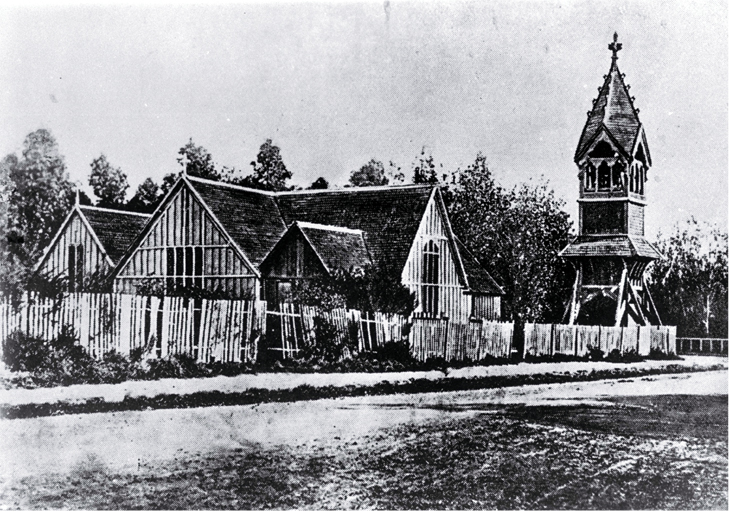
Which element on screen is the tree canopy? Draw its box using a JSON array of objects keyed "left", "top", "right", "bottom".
[
  {"left": 127, "top": 178, "right": 161, "bottom": 213},
  {"left": 89, "top": 154, "right": 129, "bottom": 208},
  {"left": 177, "top": 138, "right": 221, "bottom": 181},
  {"left": 446, "top": 153, "right": 573, "bottom": 327},
  {"left": 349, "top": 159, "right": 388, "bottom": 187},
  {"left": 648, "top": 219, "right": 728, "bottom": 337},
  {"left": 0, "top": 129, "right": 74, "bottom": 295},
  {"left": 243, "top": 139, "right": 292, "bottom": 192}
]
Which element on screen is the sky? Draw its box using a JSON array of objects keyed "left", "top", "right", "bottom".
[{"left": 1, "top": 0, "right": 726, "bottom": 239}]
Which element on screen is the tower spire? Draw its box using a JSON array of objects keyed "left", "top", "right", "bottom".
[
  {"left": 608, "top": 32, "right": 622, "bottom": 64},
  {"left": 75, "top": 188, "right": 80, "bottom": 207}
]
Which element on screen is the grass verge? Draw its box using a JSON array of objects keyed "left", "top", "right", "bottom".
[{"left": 1, "top": 363, "right": 724, "bottom": 420}]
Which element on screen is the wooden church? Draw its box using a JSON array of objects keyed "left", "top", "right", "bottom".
[
  {"left": 37, "top": 174, "right": 504, "bottom": 321},
  {"left": 560, "top": 34, "right": 662, "bottom": 326},
  {"left": 34, "top": 196, "right": 150, "bottom": 291},
  {"left": 110, "top": 175, "right": 503, "bottom": 321}
]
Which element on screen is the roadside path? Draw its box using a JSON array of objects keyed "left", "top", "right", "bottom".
[
  {"left": 0, "top": 370, "right": 725, "bottom": 480},
  {"left": 0, "top": 356, "right": 724, "bottom": 407}
]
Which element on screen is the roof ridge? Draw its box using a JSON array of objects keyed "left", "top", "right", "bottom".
[
  {"left": 276, "top": 183, "right": 436, "bottom": 196},
  {"left": 295, "top": 221, "right": 364, "bottom": 235},
  {"left": 79, "top": 204, "right": 151, "bottom": 217},
  {"left": 185, "top": 175, "right": 277, "bottom": 196}
]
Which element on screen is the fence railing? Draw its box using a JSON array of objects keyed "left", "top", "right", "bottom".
[
  {"left": 676, "top": 337, "right": 728, "bottom": 356},
  {"left": 523, "top": 323, "right": 677, "bottom": 358},
  {"left": 409, "top": 317, "right": 514, "bottom": 362},
  {"left": 1, "top": 293, "right": 679, "bottom": 364}
]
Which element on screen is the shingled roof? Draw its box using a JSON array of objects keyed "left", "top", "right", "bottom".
[
  {"left": 559, "top": 234, "right": 662, "bottom": 260},
  {"left": 79, "top": 206, "right": 150, "bottom": 263},
  {"left": 275, "top": 185, "right": 434, "bottom": 276},
  {"left": 575, "top": 38, "right": 644, "bottom": 162},
  {"left": 297, "top": 222, "right": 371, "bottom": 273},
  {"left": 181, "top": 177, "right": 500, "bottom": 295},
  {"left": 454, "top": 238, "right": 504, "bottom": 295},
  {"left": 189, "top": 177, "right": 287, "bottom": 266}
]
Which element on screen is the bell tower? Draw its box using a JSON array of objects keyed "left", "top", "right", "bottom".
[{"left": 560, "top": 33, "right": 662, "bottom": 326}]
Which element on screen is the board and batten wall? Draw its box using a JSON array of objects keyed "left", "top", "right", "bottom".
[
  {"left": 36, "top": 210, "right": 110, "bottom": 287},
  {"left": 114, "top": 184, "right": 258, "bottom": 298},
  {"left": 401, "top": 193, "right": 499, "bottom": 322}
]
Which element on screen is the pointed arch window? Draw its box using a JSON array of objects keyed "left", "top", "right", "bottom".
[
  {"left": 584, "top": 164, "right": 596, "bottom": 191},
  {"left": 612, "top": 162, "right": 625, "bottom": 190},
  {"left": 422, "top": 240, "right": 440, "bottom": 317},
  {"left": 597, "top": 162, "right": 611, "bottom": 190},
  {"left": 68, "top": 244, "right": 84, "bottom": 292}
]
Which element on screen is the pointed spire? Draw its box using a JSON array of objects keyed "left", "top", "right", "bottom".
[
  {"left": 75, "top": 188, "right": 80, "bottom": 207},
  {"left": 575, "top": 34, "right": 645, "bottom": 162}
]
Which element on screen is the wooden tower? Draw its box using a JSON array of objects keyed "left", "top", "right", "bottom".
[{"left": 560, "top": 33, "right": 662, "bottom": 326}]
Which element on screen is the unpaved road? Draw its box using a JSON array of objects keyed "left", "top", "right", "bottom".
[{"left": 1, "top": 370, "right": 725, "bottom": 480}]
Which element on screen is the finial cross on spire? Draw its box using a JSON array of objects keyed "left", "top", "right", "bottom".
[{"left": 608, "top": 32, "right": 622, "bottom": 62}]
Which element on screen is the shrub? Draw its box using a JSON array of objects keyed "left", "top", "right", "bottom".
[
  {"left": 1, "top": 330, "right": 50, "bottom": 372},
  {"left": 587, "top": 345, "right": 604, "bottom": 361},
  {"left": 376, "top": 340, "right": 414, "bottom": 364},
  {"left": 299, "top": 317, "right": 356, "bottom": 363}
]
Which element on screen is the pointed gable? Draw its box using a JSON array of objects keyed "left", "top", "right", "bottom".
[
  {"left": 575, "top": 41, "right": 644, "bottom": 162},
  {"left": 189, "top": 177, "right": 287, "bottom": 266},
  {"left": 275, "top": 185, "right": 434, "bottom": 275},
  {"left": 297, "top": 222, "right": 370, "bottom": 273}
]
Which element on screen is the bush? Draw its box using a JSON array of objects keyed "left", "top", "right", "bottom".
[
  {"left": 376, "top": 340, "right": 414, "bottom": 364},
  {"left": 587, "top": 346, "right": 604, "bottom": 361},
  {"left": 298, "top": 317, "right": 356, "bottom": 363},
  {"left": 2, "top": 330, "right": 51, "bottom": 372}
]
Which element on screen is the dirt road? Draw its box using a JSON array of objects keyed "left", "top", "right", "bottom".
[{"left": 1, "top": 370, "right": 725, "bottom": 480}]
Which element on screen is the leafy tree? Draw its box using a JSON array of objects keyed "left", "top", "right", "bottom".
[
  {"left": 245, "top": 139, "right": 292, "bottom": 192},
  {"left": 448, "top": 153, "right": 572, "bottom": 328},
  {"left": 0, "top": 129, "right": 74, "bottom": 295},
  {"left": 177, "top": 138, "right": 221, "bottom": 181},
  {"left": 308, "top": 177, "right": 329, "bottom": 190},
  {"left": 349, "top": 159, "right": 388, "bottom": 187},
  {"left": 89, "top": 154, "right": 129, "bottom": 207},
  {"left": 412, "top": 147, "right": 443, "bottom": 185},
  {"left": 4, "top": 129, "right": 74, "bottom": 264},
  {"left": 127, "top": 178, "right": 161, "bottom": 213},
  {"left": 648, "top": 219, "right": 728, "bottom": 337},
  {"left": 160, "top": 172, "right": 179, "bottom": 196}
]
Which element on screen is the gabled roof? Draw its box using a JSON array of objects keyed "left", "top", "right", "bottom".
[
  {"left": 260, "top": 221, "right": 371, "bottom": 275},
  {"left": 79, "top": 206, "right": 151, "bottom": 264},
  {"left": 575, "top": 38, "right": 645, "bottom": 162},
  {"left": 35, "top": 204, "right": 151, "bottom": 273},
  {"left": 559, "top": 234, "right": 662, "bottom": 260},
  {"left": 297, "top": 222, "right": 371, "bottom": 273},
  {"left": 275, "top": 184, "right": 435, "bottom": 275},
  {"left": 188, "top": 176, "right": 287, "bottom": 266},
  {"left": 454, "top": 238, "right": 504, "bottom": 295}
]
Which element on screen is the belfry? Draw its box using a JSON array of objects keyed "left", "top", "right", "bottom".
[{"left": 560, "top": 33, "right": 662, "bottom": 326}]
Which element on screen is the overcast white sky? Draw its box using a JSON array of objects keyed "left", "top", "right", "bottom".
[{"left": 1, "top": 1, "right": 726, "bottom": 239}]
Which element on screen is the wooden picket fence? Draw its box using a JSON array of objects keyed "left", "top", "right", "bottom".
[
  {"left": 409, "top": 317, "right": 514, "bottom": 362},
  {"left": 0, "top": 293, "right": 523, "bottom": 364},
  {"left": 264, "top": 304, "right": 408, "bottom": 359},
  {"left": 0, "top": 293, "right": 263, "bottom": 363},
  {"left": 523, "top": 323, "right": 677, "bottom": 358}
]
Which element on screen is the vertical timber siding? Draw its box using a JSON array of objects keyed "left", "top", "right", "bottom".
[
  {"left": 401, "top": 193, "right": 471, "bottom": 322},
  {"left": 114, "top": 184, "right": 258, "bottom": 298},
  {"left": 37, "top": 211, "right": 109, "bottom": 285}
]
